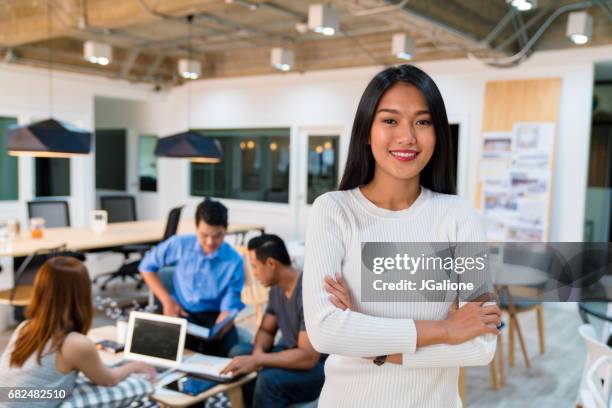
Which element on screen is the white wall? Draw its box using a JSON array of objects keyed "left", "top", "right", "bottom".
[
  {"left": 2, "top": 45, "right": 611, "bottom": 242},
  {"left": 163, "top": 45, "right": 611, "bottom": 242},
  {"left": 94, "top": 96, "right": 168, "bottom": 220},
  {"left": 0, "top": 63, "right": 163, "bottom": 227}
]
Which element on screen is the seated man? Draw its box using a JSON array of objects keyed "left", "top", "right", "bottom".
[
  {"left": 139, "top": 198, "right": 244, "bottom": 357},
  {"left": 221, "top": 234, "right": 324, "bottom": 408}
]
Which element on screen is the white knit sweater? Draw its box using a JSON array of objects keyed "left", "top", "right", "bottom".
[{"left": 303, "top": 186, "right": 497, "bottom": 408}]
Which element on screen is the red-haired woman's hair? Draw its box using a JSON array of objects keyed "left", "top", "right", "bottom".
[{"left": 10, "top": 256, "right": 93, "bottom": 367}]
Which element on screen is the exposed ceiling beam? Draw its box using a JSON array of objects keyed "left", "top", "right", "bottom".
[
  {"left": 144, "top": 51, "right": 166, "bottom": 81},
  {"left": 0, "top": 0, "right": 217, "bottom": 46},
  {"left": 120, "top": 47, "right": 139, "bottom": 78}
]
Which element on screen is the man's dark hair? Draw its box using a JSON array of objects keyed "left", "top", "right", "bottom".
[
  {"left": 247, "top": 234, "right": 292, "bottom": 266},
  {"left": 195, "top": 198, "right": 228, "bottom": 228}
]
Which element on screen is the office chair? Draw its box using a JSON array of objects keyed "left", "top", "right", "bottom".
[
  {"left": 27, "top": 200, "right": 71, "bottom": 228},
  {"left": 100, "top": 195, "right": 137, "bottom": 223},
  {"left": 94, "top": 205, "right": 184, "bottom": 291}
]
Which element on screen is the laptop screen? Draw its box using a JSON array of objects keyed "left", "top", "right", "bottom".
[{"left": 129, "top": 317, "right": 182, "bottom": 361}]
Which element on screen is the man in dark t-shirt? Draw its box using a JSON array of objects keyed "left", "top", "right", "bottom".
[{"left": 221, "top": 234, "right": 324, "bottom": 408}]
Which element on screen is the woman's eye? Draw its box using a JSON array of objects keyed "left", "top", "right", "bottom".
[
  {"left": 416, "top": 119, "right": 432, "bottom": 127},
  {"left": 382, "top": 118, "right": 397, "bottom": 125}
]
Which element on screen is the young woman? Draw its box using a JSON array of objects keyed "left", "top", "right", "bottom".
[
  {"left": 303, "top": 65, "right": 501, "bottom": 408},
  {"left": 0, "top": 256, "right": 155, "bottom": 407}
]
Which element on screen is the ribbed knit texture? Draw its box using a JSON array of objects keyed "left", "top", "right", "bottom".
[{"left": 303, "top": 186, "right": 497, "bottom": 408}]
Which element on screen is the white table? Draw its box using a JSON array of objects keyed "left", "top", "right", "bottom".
[{"left": 89, "top": 325, "right": 256, "bottom": 408}]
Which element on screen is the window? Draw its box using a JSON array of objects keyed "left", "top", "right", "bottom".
[
  {"left": 35, "top": 158, "right": 70, "bottom": 197},
  {"left": 95, "top": 129, "right": 126, "bottom": 191},
  {"left": 307, "top": 135, "right": 339, "bottom": 204},
  {"left": 0, "top": 117, "right": 18, "bottom": 201},
  {"left": 139, "top": 134, "right": 157, "bottom": 192},
  {"left": 191, "top": 129, "right": 290, "bottom": 203}
]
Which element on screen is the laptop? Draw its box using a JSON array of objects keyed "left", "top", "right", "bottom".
[{"left": 123, "top": 312, "right": 235, "bottom": 383}]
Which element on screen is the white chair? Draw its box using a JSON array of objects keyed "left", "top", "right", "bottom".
[
  {"left": 578, "top": 324, "right": 612, "bottom": 407},
  {"left": 581, "top": 356, "right": 612, "bottom": 408}
]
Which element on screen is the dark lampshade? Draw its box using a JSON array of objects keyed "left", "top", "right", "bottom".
[
  {"left": 6, "top": 118, "right": 92, "bottom": 157},
  {"left": 154, "top": 130, "right": 223, "bottom": 163}
]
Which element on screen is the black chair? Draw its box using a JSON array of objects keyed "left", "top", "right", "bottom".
[
  {"left": 94, "top": 205, "right": 184, "bottom": 290},
  {"left": 100, "top": 195, "right": 147, "bottom": 257},
  {"left": 27, "top": 200, "right": 71, "bottom": 228},
  {"left": 100, "top": 195, "right": 137, "bottom": 223}
]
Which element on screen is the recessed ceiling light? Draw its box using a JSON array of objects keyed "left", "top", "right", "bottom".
[
  {"left": 507, "top": 0, "right": 537, "bottom": 11},
  {"left": 84, "top": 41, "right": 113, "bottom": 66},
  {"left": 567, "top": 11, "right": 592, "bottom": 45},
  {"left": 271, "top": 48, "right": 294, "bottom": 71},
  {"left": 178, "top": 58, "right": 201, "bottom": 80},
  {"left": 295, "top": 22, "right": 308, "bottom": 34},
  {"left": 392, "top": 33, "right": 416, "bottom": 60},
  {"left": 308, "top": 4, "right": 339, "bottom": 36}
]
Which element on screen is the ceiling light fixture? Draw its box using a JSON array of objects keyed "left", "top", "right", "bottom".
[
  {"left": 178, "top": 58, "right": 201, "bottom": 80},
  {"left": 392, "top": 33, "right": 416, "bottom": 60},
  {"left": 156, "top": 15, "right": 223, "bottom": 164},
  {"left": 507, "top": 0, "right": 537, "bottom": 11},
  {"left": 270, "top": 48, "right": 294, "bottom": 71},
  {"left": 84, "top": 41, "right": 112, "bottom": 66},
  {"left": 7, "top": 1, "right": 92, "bottom": 158},
  {"left": 566, "top": 11, "right": 592, "bottom": 45},
  {"left": 295, "top": 22, "right": 308, "bottom": 34},
  {"left": 308, "top": 4, "right": 339, "bottom": 36}
]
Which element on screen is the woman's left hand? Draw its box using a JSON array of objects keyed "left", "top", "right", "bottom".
[{"left": 324, "top": 273, "right": 354, "bottom": 310}]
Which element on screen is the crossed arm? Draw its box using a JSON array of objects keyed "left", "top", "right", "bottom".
[{"left": 322, "top": 273, "right": 501, "bottom": 366}]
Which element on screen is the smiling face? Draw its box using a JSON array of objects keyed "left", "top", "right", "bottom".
[
  {"left": 196, "top": 221, "right": 226, "bottom": 255},
  {"left": 369, "top": 82, "right": 436, "bottom": 183}
]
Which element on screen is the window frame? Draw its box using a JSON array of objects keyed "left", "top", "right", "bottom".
[
  {"left": 189, "top": 128, "right": 292, "bottom": 205},
  {"left": 0, "top": 116, "right": 19, "bottom": 202}
]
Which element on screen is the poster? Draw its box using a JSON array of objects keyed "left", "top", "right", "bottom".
[{"left": 478, "top": 123, "right": 554, "bottom": 242}]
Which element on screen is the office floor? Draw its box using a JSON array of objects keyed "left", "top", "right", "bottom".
[{"left": 0, "top": 253, "right": 587, "bottom": 408}]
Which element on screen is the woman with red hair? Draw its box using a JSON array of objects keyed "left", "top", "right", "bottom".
[{"left": 0, "top": 256, "right": 155, "bottom": 407}]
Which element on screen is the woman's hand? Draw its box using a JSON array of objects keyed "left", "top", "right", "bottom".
[
  {"left": 125, "top": 361, "right": 157, "bottom": 382},
  {"left": 324, "top": 273, "right": 353, "bottom": 310},
  {"left": 442, "top": 301, "right": 501, "bottom": 345}
]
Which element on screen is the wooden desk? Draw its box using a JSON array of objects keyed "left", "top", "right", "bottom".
[
  {"left": 0, "top": 220, "right": 265, "bottom": 258},
  {"left": 89, "top": 325, "right": 256, "bottom": 408}
]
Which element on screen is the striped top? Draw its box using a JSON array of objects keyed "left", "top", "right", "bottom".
[
  {"left": 303, "top": 186, "right": 497, "bottom": 408},
  {"left": 0, "top": 322, "right": 78, "bottom": 408}
]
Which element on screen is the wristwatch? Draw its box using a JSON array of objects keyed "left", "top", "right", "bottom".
[{"left": 373, "top": 355, "right": 387, "bottom": 366}]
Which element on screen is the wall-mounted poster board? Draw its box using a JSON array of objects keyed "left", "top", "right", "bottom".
[{"left": 476, "top": 79, "right": 561, "bottom": 242}]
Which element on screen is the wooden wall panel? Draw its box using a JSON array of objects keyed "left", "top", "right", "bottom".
[{"left": 482, "top": 79, "right": 561, "bottom": 132}]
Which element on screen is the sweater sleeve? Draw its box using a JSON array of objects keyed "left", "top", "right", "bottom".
[
  {"left": 402, "top": 197, "right": 497, "bottom": 368},
  {"left": 303, "top": 193, "right": 418, "bottom": 357}
]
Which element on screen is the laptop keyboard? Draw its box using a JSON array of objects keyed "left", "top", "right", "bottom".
[{"left": 111, "top": 360, "right": 172, "bottom": 379}]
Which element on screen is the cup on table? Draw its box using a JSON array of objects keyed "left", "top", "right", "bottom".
[{"left": 30, "top": 217, "right": 45, "bottom": 239}]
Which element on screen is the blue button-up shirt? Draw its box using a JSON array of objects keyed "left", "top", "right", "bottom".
[{"left": 139, "top": 235, "right": 245, "bottom": 314}]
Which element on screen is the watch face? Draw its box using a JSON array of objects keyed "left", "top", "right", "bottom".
[{"left": 373, "top": 355, "right": 387, "bottom": 366}]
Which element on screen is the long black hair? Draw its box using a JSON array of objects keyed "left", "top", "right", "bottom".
[{"left": 338, "top": 64, "right": 456, "bottom": 194}]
